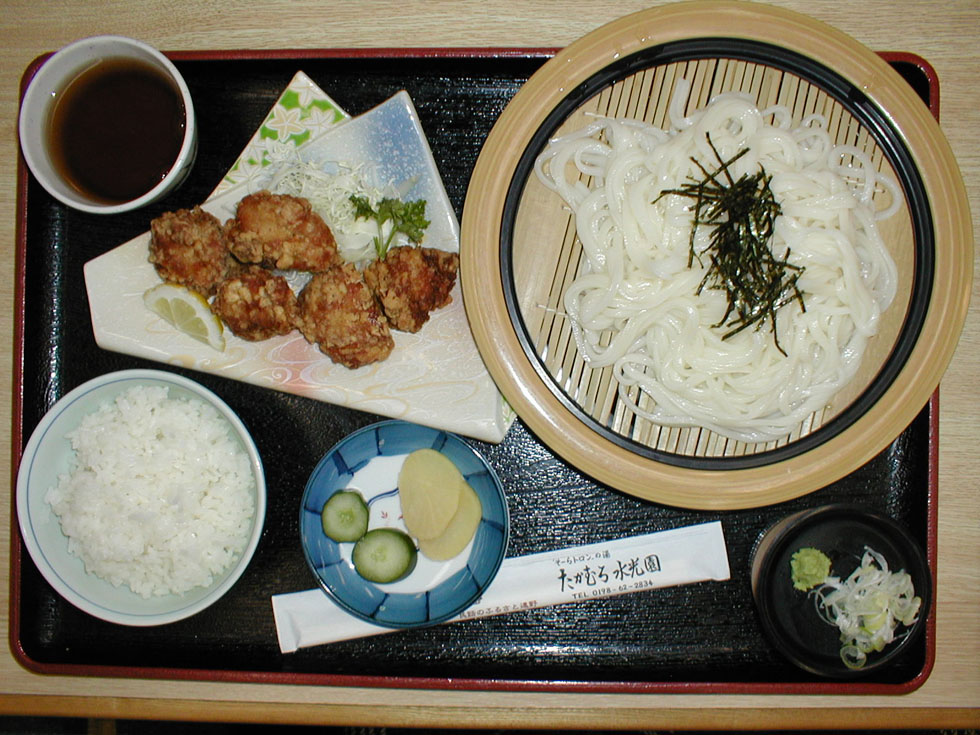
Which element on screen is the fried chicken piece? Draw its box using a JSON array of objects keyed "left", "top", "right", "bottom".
[
  {"left": 224, "top": 190, "right": 341, "bottom": 272},
  {"left": 148, "top": 206, "right": 234, "bottom": 297},
  {"left": 297, "top": 264, "right": 393, "bottom": 368},
  {"left": 363, "top": 246, "right": 460, "bottom": 333},
  {"left": 211, "top": 266, "right": 299, "bottom": 341}
]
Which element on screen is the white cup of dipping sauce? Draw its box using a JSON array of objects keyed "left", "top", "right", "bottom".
[{"left": 18, "top": 35, "right": 197, "bottom": 214}]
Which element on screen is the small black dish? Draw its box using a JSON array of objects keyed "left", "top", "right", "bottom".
[{"left": 750, "top": 503, "right": 931, "bottom": 678}]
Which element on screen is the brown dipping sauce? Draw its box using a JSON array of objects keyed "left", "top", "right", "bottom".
[{"left": 48, "top": 57, "right": 185, "bottom": 204}]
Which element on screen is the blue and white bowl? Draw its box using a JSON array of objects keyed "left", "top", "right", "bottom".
[{"left": 300, "top": 420, "right": 509, "bottom": 628}]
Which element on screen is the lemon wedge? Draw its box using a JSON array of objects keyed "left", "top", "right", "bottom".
[{"left": 143, "top": 283, "right": 225, "bottom": 352}]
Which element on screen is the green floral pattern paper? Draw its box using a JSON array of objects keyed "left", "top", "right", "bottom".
[{"left": 211, "top": 71, "right": 349, "bottom": 197}]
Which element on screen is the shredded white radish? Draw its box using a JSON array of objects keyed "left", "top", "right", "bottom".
[
  {"left": 270, "top": 161, "right": 415, "bottom": 266},
  {"left": 811, "top": 546, "right": 922, "bottom": 669}
]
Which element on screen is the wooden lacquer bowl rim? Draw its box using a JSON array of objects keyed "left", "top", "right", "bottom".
[{"left": 460, "top": 1, "right": 973, "bottom": 509}]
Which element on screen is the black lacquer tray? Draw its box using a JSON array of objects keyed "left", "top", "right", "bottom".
[{"left": 11, "top": 49, "right": 938, "bottom": 694}]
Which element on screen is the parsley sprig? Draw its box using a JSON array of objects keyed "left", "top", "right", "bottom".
[{"left": 350, "top": 195, "right": 430, "bottom": 260}]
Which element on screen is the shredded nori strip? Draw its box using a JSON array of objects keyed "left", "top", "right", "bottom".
[{"left": 655, "top": 133, "right": 805, "bottom": 355}]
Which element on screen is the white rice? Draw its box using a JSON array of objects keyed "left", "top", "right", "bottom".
[{"left": 45, "top": 384, "right": 255, "bottom": 598}]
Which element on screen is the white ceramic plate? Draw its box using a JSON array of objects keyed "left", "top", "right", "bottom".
[{"left": 84, "top": 74, "right": 511, "bottom": 444}]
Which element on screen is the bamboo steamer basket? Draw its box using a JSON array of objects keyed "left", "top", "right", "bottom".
[{"left": 460, "top": 1, "right": 972, "bottom": 509}]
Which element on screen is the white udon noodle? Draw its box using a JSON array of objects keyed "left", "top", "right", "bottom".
[{"left": 533, "top": 84, "right": 900, "bottom": 443}]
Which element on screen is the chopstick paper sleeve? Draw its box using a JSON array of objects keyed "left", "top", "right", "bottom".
[{"left": 272, "top": 520, "right": 730, "bottom": 653}]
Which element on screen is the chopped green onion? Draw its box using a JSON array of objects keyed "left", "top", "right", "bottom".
[{"left": 811, "top": 546, "right": 922, "bottom": 669}]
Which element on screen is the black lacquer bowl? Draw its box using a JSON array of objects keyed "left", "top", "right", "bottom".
[{"left": 750, "top": 504, "right": 931, "bottom": 678}]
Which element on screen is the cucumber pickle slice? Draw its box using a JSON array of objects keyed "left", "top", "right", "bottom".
[
  {"left": 352, "top": 528, "right": 418, "bottom": 583},
  {"left": 321, "top": 490, "right": 369, "bottom": 543}
]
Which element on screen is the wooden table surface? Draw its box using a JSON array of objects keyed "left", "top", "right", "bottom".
[{"left": 1, "top": 0, "right": 977, "bottom": 729}]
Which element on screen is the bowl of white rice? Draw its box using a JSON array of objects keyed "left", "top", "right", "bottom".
[{"left": 16, "top": 369, "right": 265, "bottom": 626}]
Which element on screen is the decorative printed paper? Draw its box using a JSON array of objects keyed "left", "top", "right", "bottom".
[{"left": 273, "top": 521, "right": 731, "bottom": 652}]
